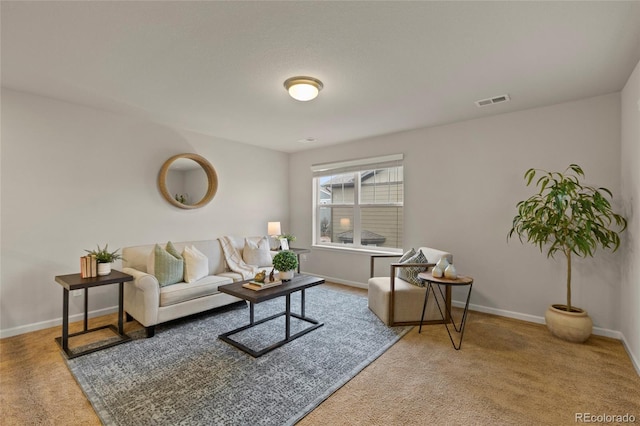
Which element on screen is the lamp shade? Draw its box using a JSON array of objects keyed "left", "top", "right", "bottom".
[{"left": 268, "top": 221, "right": 282, "bottom": 236}]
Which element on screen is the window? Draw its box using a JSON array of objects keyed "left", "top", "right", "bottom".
[{"left": 312, "top": 154, "right": 403, "bottom": 251}]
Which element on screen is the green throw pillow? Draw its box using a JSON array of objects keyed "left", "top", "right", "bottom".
[
  {"left": 397, "top": 250, "right": 428, "bottom": 287},
  {"left": 153, "top": 241, "right": 184, "bottom": 287}
]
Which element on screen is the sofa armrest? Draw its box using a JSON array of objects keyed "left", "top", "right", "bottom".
[
  {"left": 122, "top": 267, "right": 161, "bottom": 327},
  {"left": 124, "top": 267, "right": 159, "bottom": 292}
]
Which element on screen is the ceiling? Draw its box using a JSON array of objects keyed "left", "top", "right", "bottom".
[{"left": 2, "top": 1, "right": 640, "bottom": 153}]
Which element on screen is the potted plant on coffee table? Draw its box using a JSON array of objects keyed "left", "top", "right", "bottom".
[
  {"left": 85, "top": 244, "right": 124, "bottom": 276},
  {"left": 272, "top": 250, "right": 298, "bottom": 281},
  {"left": 508, "top": 164, "right": 627, "bottom": 343}
]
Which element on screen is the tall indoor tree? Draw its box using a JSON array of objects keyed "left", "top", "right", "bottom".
[{"left": 508, "top": 164, "right": 627, "bottom": 342}]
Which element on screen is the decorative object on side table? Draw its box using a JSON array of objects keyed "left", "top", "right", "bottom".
[
  {"left": 84, "top": 244, "right": 124, "bottom": 276},
  {"left": 272, "top": 250, "right": 298, "bottom": 281},
  {"left": 432, "top": 257, "right": 449, "bottom": 278},
  {"left": 80, "top": 255, "right": 98, "bottom": 278},
  {"left": 508, "top": 164, "right": 627, "bottom": 343},
  {"left": 267, "top": 221, "right": 282, "bottom": 250},
  {"left": 276, "top": 232, "right": 296, "bottom": 250},
  {"left": 280, "top": 233, "right": 296, "bottom": 244},
  {"left": 444, "top": 263, "right": 457, "bottom": 279}
]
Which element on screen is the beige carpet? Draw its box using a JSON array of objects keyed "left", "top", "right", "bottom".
[
  {"left": 1, "top": 283, "right": 639, "bottom": 425},
  {"left": 300, "top": 310, "right": 640, "bottom": 426}
]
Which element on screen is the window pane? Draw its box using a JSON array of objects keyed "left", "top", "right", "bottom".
[
  {"left": 360, "top": 167, "right": 403, "bottom": 204},
  {"left": 314, "top": 163, "right": 403, "bottom": 250},
  {"left": 360, "top": 206, "right": 403, "bottom": 249},
  {"left": 320, "top": 173, "right": 355, "bottom": 205},
  {"left": 319, "top": 206, "right": 354, "bottom": 244}
]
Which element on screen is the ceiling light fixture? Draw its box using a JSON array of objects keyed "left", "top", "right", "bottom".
[{"left": 284, "top": 76, "right": 323, "bottom": 101}]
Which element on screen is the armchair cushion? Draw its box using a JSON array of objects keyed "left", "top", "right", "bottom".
[{"left": 397, "top": 249, "right": 429, "bottom": 286}]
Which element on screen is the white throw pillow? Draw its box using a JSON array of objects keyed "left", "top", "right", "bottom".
[
  {"left": 183, "top": 245, "right": 209, "bottom": 283},
  {"left": 243, "top": 237, "right": 273, "bottom": 267}
]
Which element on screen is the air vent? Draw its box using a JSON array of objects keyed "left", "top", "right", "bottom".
[{"left": 475, "top": 94, "right": 511, "bottom": 107}]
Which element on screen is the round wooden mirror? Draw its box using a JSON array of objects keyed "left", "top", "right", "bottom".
[{"left": 158, "top": 153, "right": 218, "bottom": 209}]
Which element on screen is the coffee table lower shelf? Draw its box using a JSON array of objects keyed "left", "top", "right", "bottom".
[{"left": 219, "top": 310, "right": 323, "bottom": 358}]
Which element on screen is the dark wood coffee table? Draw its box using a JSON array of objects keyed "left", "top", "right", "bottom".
[{"left": 217, "top": 274, "right": 324, "bottom": 357}]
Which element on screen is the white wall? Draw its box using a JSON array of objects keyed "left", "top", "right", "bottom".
[
  {"left": 291, "top": 93, "right": 625, "bottom": 334},
  {"left": 621, "top": 60, "right": 640, "bottom": 372},
  {"left": 0, "top": 89, "right": 289, "bottom": 336},
  {"left": 2, "top": 85, "right": 635, "bottom": 363}
]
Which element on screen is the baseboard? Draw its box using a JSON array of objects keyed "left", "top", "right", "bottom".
[
  {"left": 0, "top": 306, "right": 119, "bottom": 339},
  {"left": 451, "top": 300, "right": 623, "bottom": 340},
  {"left": 308, "top": 272, "right": 368, "bottom": 290},
  {"left": 621, "top": 334, "right": 640, "bottom": 376}
]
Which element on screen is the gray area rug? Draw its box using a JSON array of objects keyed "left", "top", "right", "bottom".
[{"left": 66, "top": 285, "right": 411, "bottom": 425}]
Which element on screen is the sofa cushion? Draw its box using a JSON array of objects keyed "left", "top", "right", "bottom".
[
  {"left": 242, "top": 237, "right": 272, "bottom": 267},
  {"left": 183, "top": 245, "right": 209, "bottom": 283},
  {"left": 397, "top": 249, "right": 428, "bottom": 287},
  {"left": 217, "top": 271, "right": 246, "bottom": 282},
  {"left": 148, "top": 242, "right": 184, "bottom": 287},
  {"left": 159, "top": 275, "right": 233, "bottom": 307}
]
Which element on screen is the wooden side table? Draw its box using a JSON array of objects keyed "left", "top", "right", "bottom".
[
  {"left": 417, "top": 271, "right": 474, "bottom": 350},
  {"left": 54, "top": 270, "right": 133, "bottom": 359}
]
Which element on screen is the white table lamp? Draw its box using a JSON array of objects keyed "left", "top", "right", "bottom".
[{"left": 268, "top": 221, "right": 281, "bottom": 236}]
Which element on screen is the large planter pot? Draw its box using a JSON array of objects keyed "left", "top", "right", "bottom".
[
  {"left": 544, "top": 304, "right": 593, "bottom": 343},
  {"left": 279, "top": 270, "right": 294, "bottom": 281},
  {"left": 97, "top": 262, "right": 112, "bottom": 276}
]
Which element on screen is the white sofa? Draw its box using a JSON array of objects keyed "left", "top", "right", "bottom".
[{"left": 122, "top": 236, "right": 275, "bottom": 337}]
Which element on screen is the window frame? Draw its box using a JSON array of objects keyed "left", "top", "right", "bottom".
[{"left": 311, "top": 154, "right": 404, "bottom": 254}]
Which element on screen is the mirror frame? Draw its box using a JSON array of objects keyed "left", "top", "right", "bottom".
[{"left": 158, "top": 153, "right": 218, "bottom": 209}]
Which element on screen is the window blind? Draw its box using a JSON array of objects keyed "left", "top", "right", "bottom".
[{"left": 311, "top": 154, "right": 403, "bottom": 177}]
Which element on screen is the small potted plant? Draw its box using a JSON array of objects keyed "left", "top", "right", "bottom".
[
  {"left": 280, "top": 233, "right": 296, "bottom": 243},
  {"left": 276, "top": 233, "right": 296, "bottom": 250},
  {"left": 508, "top": 164, "right": 627, "bottom": 342},
  {"left": 272, "top": 250, "right": 298, "bottom": 281},
  {"left": 85, "top": 244, "right": 124, "bottom": 276}
]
